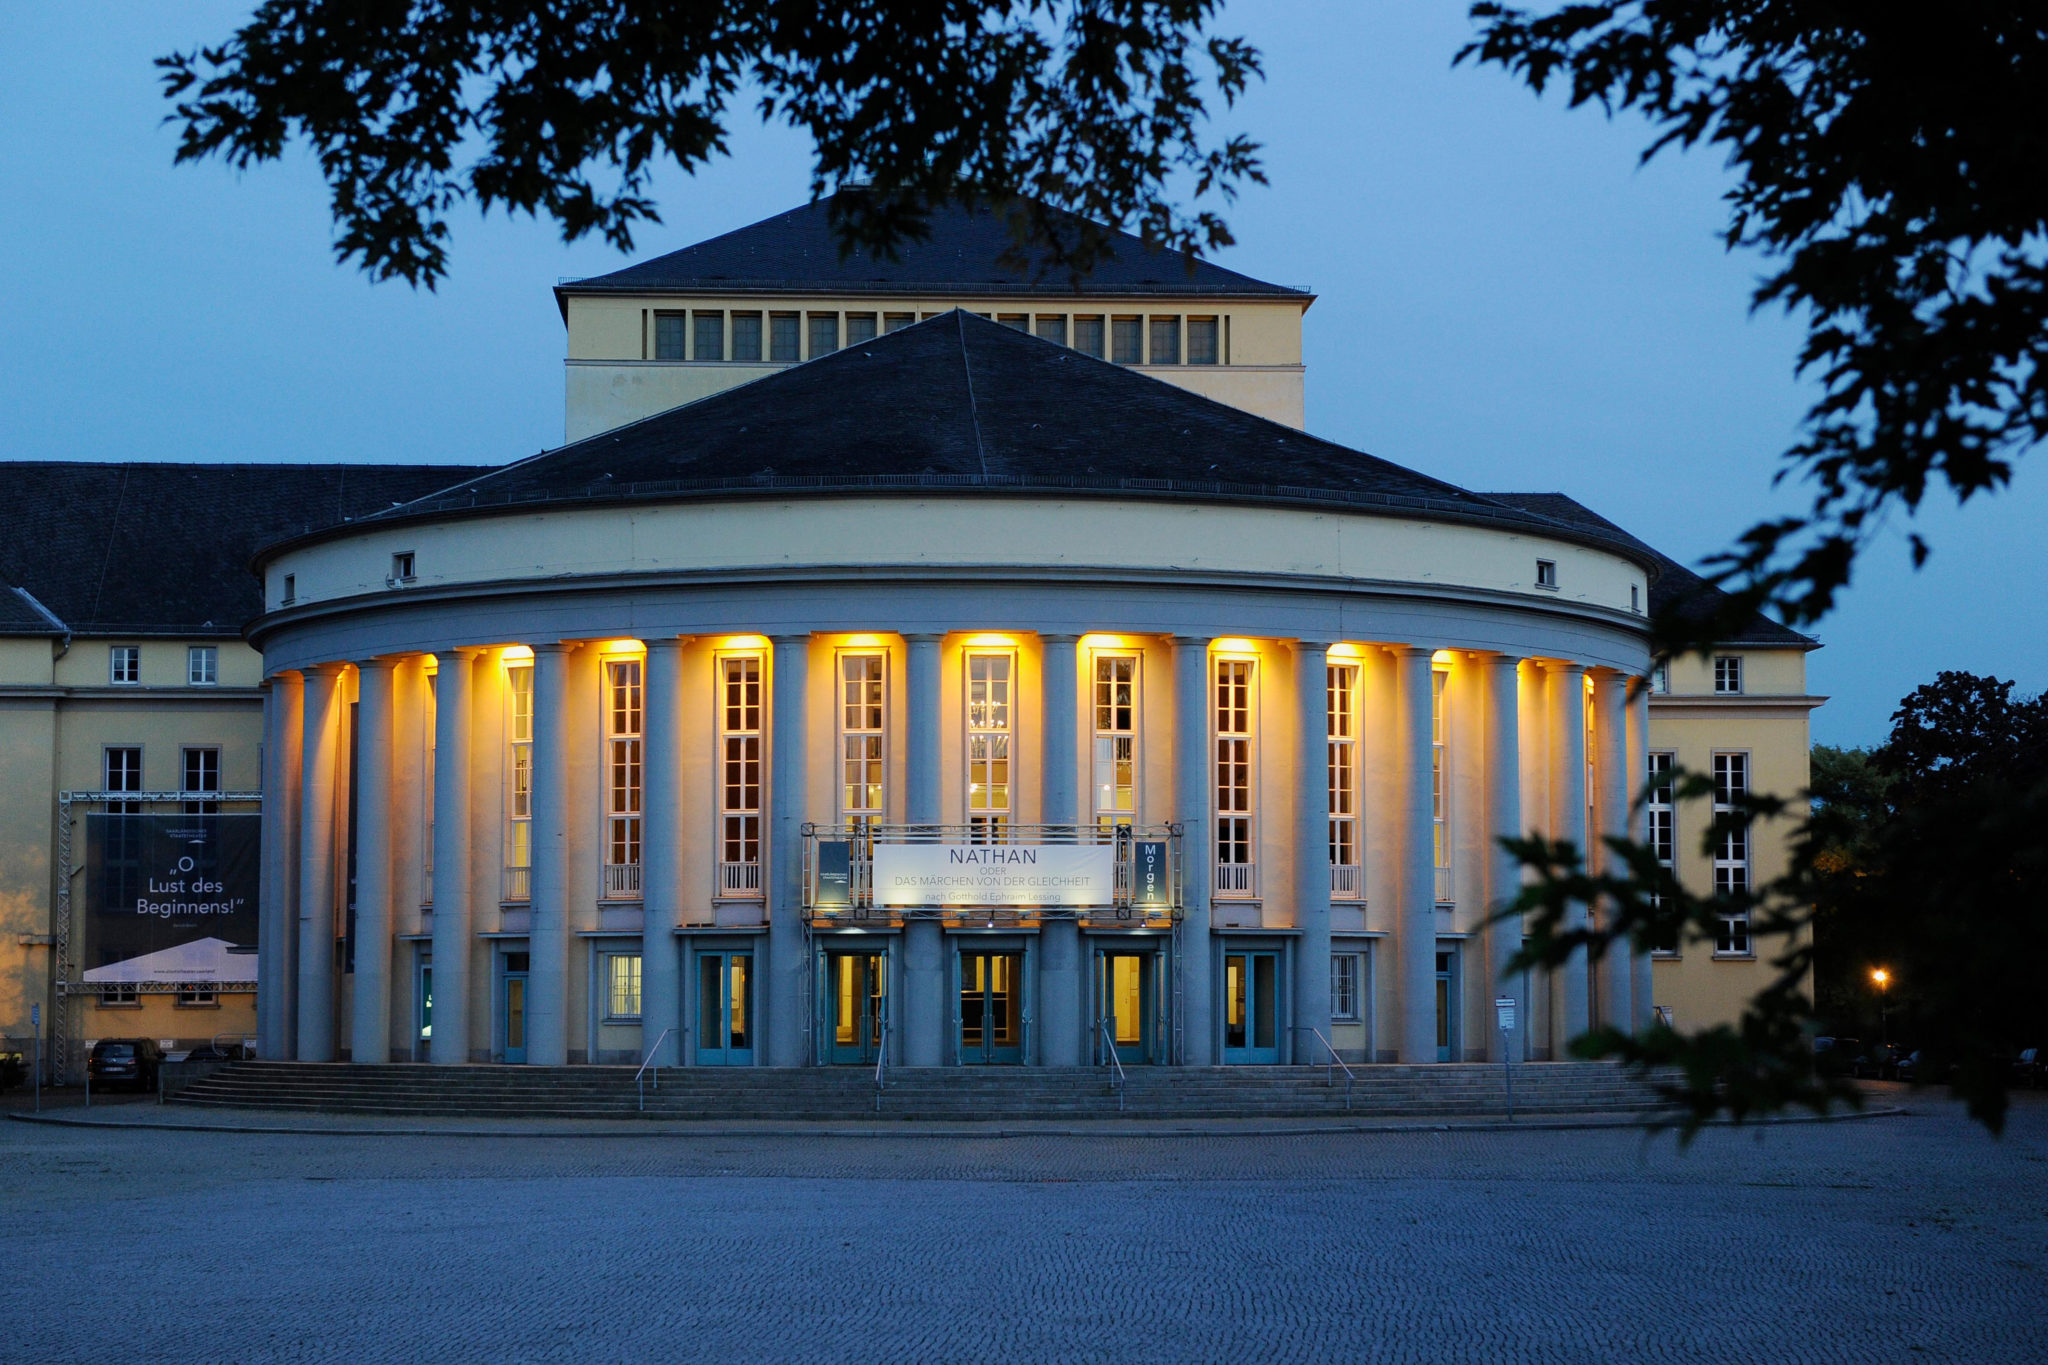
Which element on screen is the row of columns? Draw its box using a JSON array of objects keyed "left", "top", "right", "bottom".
[{"left": 267, "top": 633, "right": 1650, "bottom": 1067}]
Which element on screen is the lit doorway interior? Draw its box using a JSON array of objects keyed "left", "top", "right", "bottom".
[
  {"left": 697, "top": 952, "right": 754, "bottom": 1066},
  {"left": 825, "top": 949, "right": 887, "bottom": 1065},
  {"left": 1223, "top": 950, "right": 1281, "bottom": 1063},
  {"left": 1093, "top": 949, "right": 1158, "bottom": 1065},
  {"left": 959, "top": 951, "right": 1023, "bottom": 1064}
]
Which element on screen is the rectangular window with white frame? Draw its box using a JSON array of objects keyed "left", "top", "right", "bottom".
[
  {"left": 1327, "top": 662, "right": 1361, "bottom": 898},
  {"left": 109, "top": 645, "right": 139, "bottom": 685},
  {"left": 1712, "top": 751, "right": 1751, "bottom": 954},
  {"left": 1092, "top": 652, "right": 1139, "bottom": 830},
  {"left": 839, "top": 652, "right": 886, "bottom": 838},
  {"left": 187, "top": 645, "right": 218, "bottom": 686},
  {"left": 1647, "top": 751, "right": 1677, "bottom": 954},
  {"left": 966, "top": 650, "right": 1013, "bottom": 840},
  {"left": 1713, "top": 655, "right": 1744, "bottom": 694},
  {"left": 98, "top": 984, "right": 139, "bottom": 1007},
  {"left": 176, "top": 984, "right": 218, "bottom": 1007},
  {"left": 105, "top": 745, "right": 143, "bottom": 813},
  {"left": 1330, "top": 951, "right": 1362, "bottom": 1022},
  {"left": 720, "top": 653, "right": 764, "bottom": 895},
  {"left": 1433, "top": 667, "right": 1451, "bottom": 902},
  {"left": 181, "top": 746, "right": 220, "bottom": 816},
  {"left": 604, "top": 952, "right": 642, "bottom": 1020},
  {"left": 503, "top": 660, "right": 533, "bottom": 900},
  {"left": 1213, "top": 653, "right": 1255, "bottom": 895},
  {"left": 603, "top": 656, "right": 643, "bottom": 898}
]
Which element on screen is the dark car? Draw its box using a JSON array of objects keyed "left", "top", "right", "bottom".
[
  {"left": 1895, "top": 1049, "right": 1953, "bottom": 1085},
  {"left": 88, "top": 1038, "right": 163, "bottom": 1092},
  {"left": 1853, "top": 1044, "right": 1903, "bottom": 1080},
  {"left": 1814, "top": 1036, "right": 1864, "bottom": 1078},
  {"left": 182, "top": 1041, "right": 248, "bottom": 1063},
  {"left": 0, "top": 1052, "right": 25, "bottom": 1092},
  {"left": 2012, "top": 1047, "right": 2046, "bottom": 1090}
]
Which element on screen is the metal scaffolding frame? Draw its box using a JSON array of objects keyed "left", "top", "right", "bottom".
[{"left": 52, "top": 790, "right": 263, "bottom": 1081}]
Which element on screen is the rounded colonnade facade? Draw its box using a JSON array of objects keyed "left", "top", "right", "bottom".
[{"left": 247, "top": 312, "right": 1658, "bottom": 1072}]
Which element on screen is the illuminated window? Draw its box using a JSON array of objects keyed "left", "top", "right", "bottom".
[
  {"left": 1712, "top": 752, "right": 1751, "bottom": 954},
  {"left": 1214, "top": 655, "right": 1254, "bottom": 895},
  {"left": 1092, "top": 653, "right": 1139, "bottom": 829},
  {"left": 1328, "top": 663, "right": 1361, "bottom": 898},
  {"left": 720, "top": 655, "right": 764, "bottom": 895},
  {"left": 965, "top": 651, "right": 1012, "bottom": 839},
  {"left": 1647, "top": 751, "right": 1677, "bottom": 955},
  {"left": 503, "top": 662, "right": 533, "bottom": 900},
  {"left": 604, "top": 658, "right": 643, "bottom": 897},
  {"left": 1433, "top": 668, "right": 1451, "bottom": 898},
  {"left": 605, "top": 953, "right": 642, "bottom": 1020},
  {"left": 840, "top": 653, "right": 886, "bottom": 836}
]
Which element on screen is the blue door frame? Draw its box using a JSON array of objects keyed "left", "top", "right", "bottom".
[
  {"left": 502, "top": 972, "right": 528, "bottom": 1064},
  {"left": 1093, "top": 949, "right": 1161, "bottom": 1065},
  {"left": 1223, "top": 951, "right": 1282, "bottom": 1064},
  {"left": 958, "top": 950, "right": 1024, "bottom": 1064},
  {"left": 696, "top": 952, "right": 755, "bottom": 1065}
]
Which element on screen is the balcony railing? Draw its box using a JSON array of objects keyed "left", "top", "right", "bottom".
[
  {"left": 1330, "top": 863, "right": 1362, "bottom": 898},
  {"left": 1213, "top": 862, "right": 1255, "bottom": 897},
  {"left": 1434, "top": 865, "right": 1453, "bottom": 904},
  {"left": 603, "top": 862, "right": 643, "bottom": 898},
  {"left": 719, "top": 861, "right": 763, "bottom": 897},
  {"left": 502, "top": 866, "right": 530, "bottom": 902}
]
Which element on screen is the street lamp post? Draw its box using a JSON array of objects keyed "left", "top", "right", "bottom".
[{"left": 1871, "top": 968, "right": 1891, "bottom": 1051}]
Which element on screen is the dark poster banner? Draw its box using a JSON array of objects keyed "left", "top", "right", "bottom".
[{"left": 82, "top": 813, "right": 260, "bottom": 986}]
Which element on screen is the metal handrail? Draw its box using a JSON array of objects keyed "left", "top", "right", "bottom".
[
  {"left": 873, "top": 1015, "right": 892, "bottom": 1113},
  {"left": 1293, "top": 1027, "right": 1355, "bottom": 1110},
  {"left": 634, "top": 1028, "right": 674, "bottom": 1112},
  {"left": 1097, "top": 1017, "right": 1128, "bottom": 1112}
]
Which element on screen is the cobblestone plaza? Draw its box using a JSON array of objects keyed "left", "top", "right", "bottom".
[{"left": 4, "top": 1091, "right": 2042, "bottom": 1363}]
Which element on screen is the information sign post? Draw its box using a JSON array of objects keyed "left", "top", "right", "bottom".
[
  {"left": 1494, "top": 995, "right": 1517, "bottom": 1122},
  {"left": 30, "top": 1002, "right": 39, "bottom": 1114}
]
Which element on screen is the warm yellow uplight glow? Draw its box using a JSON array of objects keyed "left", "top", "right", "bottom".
[
  {"left": 963, "top": 633, "right": 1018, "bottom": 647},
  {"left": 842, "top": 633, "right": 886, "bottom": 647},
  {"left": 500, "top": 644, "right": 534, "bottom": 662},
  {"left": 599, "top": 638, "right": 647, "bottom": 655},
  {"left": 1327, "top": 642, "right": 1363, "bottom": 658},
  {"left": 722, "top": 634, "right": 770, "bottom": 650},
  {"left": 1213, "top": 637, "right": 1258, "bottom": 654},
  {"left": 1079, "top": 633, "right": 1129, "bottom": 649},
  {"left": 1431, "top": 649, "right": 1457, "bottom": 666}
]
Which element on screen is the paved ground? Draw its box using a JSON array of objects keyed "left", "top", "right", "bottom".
[{"left": 2, "top": 1085, "right": 2042, "bottom": 1363}]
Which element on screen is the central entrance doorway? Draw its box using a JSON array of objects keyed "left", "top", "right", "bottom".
[
  {"left": 501, "top": 952, "right": 529, "bottom": 1064},
  {"left": 697, "top": 951, "right": 754, "bottom": 1066},
  {"left": 1223, "top": 950, "right": 1281, "bottom": 1063},
  {"left": 825, "top": 950, "right": 888, "bottom": 1065},
  {"left": 1093, "top": 950, "right": 1158, "bottom": 1065},
  {"left": 958, "top": 951, "right": 1023, "bottom": 1064}
]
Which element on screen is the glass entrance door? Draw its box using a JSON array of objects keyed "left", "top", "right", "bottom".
[
  {"left": 1436, "top": 949, "right": 1459, "bottom": 1063},
  {"left": 1223, "top": 951, "right": 1280, "bottom": 1063},
  {"left": 1094, "top": 951, "right": 1156, "bottom": 1065},
  {"left": 415, "top": 959, "right": 432, "bottom": 1061},
  {"left": 502, "top": 971, "right": 528, "bottom": 1064},
  {"left": 959, "top": 951, "right": 1023, "bottom": 1064},
  {"left": 826, "top": 951, "right": 887, "bottom": 1065},
  {"left": 697, "top": 952, "right": 754, "bottom": 1066}
]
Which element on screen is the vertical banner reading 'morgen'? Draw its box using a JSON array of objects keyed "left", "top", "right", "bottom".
[
  {"left": 872, "top": 844, "right": 1116, "bottom": 908},
  {"left": 82, "top": 813, "right": 260, "bottom": 986}
]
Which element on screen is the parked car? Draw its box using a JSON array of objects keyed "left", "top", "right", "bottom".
[
  {"left": 1813, "top": 1036, "right": 1864, "bottom": 1078},
  {"left": 182, "top": 1041, "right": 248, "bottom": 1063},
  {"left": 1894, "top": 1049, "right": 1955, "bottom": 1085},
  {"left": 2012, "top": 1047, "right": 2046, "bottom": 1090},
  {"left": 1853, "top": 1044, "right": 1903, "bottom": 1080},
  {"left": 88, "top": 1038, "right": 163, "bottom": 1092}
]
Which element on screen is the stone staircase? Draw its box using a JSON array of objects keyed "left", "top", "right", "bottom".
[{"left": 166, "top": 1061, "right": 1668, "bottom": 1122}]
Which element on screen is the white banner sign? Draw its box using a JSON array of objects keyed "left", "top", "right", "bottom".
[{"left": 872, "top": 844, "right": 1117, "bottom": 908}]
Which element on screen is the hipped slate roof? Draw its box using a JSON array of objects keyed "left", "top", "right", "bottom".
[
  {"left": 344, "top": 311, "right": 1652, "bottom": 570},
  {"left": 0, "top": 463, "right": 488, "bottom": 637},
  {"left": 1483, "top": 492, "right": 1816, "bottom": 648},
  {"left": 557, "top": 191, "right": 1308, "bottom": 301}
]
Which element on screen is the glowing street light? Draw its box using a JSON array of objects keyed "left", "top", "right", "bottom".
[{"left": 1871, "top": 967, "right": 1892, "bottom": 1051}]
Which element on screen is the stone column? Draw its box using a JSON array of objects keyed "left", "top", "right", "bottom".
[
  {"left": 901, "top": 634, "right": 945, "bottom": 1067},
  {"left": 1483, "top": 654, "right": 1525, "bottom": 1064},
  {"left": 639, "top": 636, "right": 685, "bottom": 1065},
  {"left": 258, "top": 673, "right": 302, "bottom": 1061},
  {"left": 1553, "top": 661, "right": 1592, "bottom": 1044},
  {"left": 1393, "top": 647, "right": 1438, "bottom": 1063},
  {"left": 1171, "top": 636, "right": 1214, "bottom": 1065},
  {"left": 295, "top": 663, "right": 343, "bottom": 1061},
  {"left": 1627, "top": 676, "right": 1656, "bottom": 1033},
  {"left": 1594, "top": 671, "right": 1633, "bottom": 1033},
  {"left": 350, "top": 659, "right": 396, "bottom": 1065},
  {"left": 767, "top": 635, "right": 810, "bottom": 1067},
  {"left": 526, "top": 643, "right": 571, "bottom": 1066},
  {"left": 1292, "top": 640, "right": 1333, "bottom": 1062},
  {"left": 429, "top": 648, "right": 477, "bottom": 1065},
  {"left": 1037, "top": 634, "right": 1082, "bottom": 1066}
]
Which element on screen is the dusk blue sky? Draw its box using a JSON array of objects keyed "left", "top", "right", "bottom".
[{"left": 4, "top": 3, "right": 2043, "bottom": 746}]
